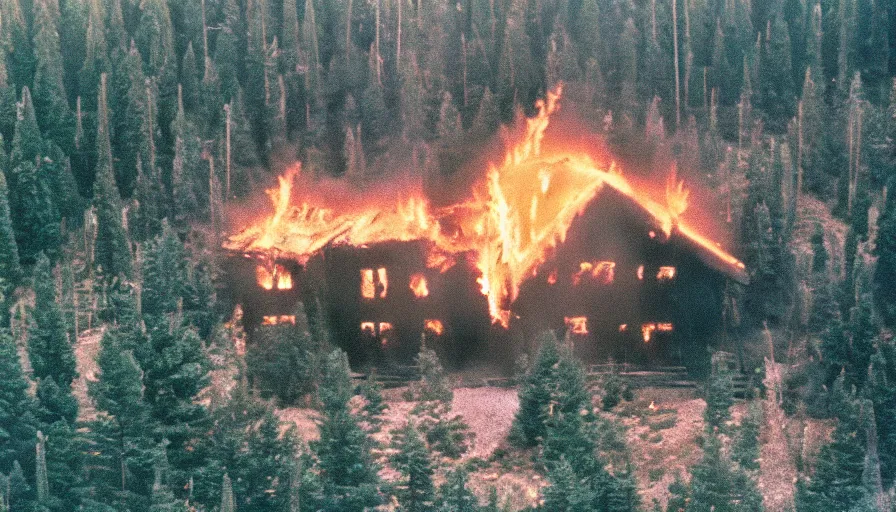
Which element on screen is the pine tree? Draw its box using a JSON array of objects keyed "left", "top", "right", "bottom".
[
  {"left": 867, "top": 336, "right": 896, "bottom": 487},
  {"left": 391, "top": 420, "right": 435, "bottom": 512},
  {"left": 93, "top": 74, "right": 132, "bottom": 280},
  {"left": 31, "top": 0, "right": 74, "bottom": 154},
  {"left": 874, "top": 186, "right": 896, "bottom": 325},
  {"left": 312, "top": 349, "right": 381, "bottom": 511},
  {"left": 220, "top": 473, "right": 234, "bottom": 512},
  {"left": 0, "top": 327, "right": 38, "bottom": 475},
  {"left": 436, "top": 466, "right": 479, "bottom": 512},
  {"left": 687, "top": 433, "right": 763, "bottom": 512},
  {"left": 0, "top": 163, "right": 21, "bottom": 297},
  {"left": 28, "top": 253, "right": 78, "bottom": 389},
  {"left": 88, "top": 325, "right": 156, "bottom": 508},
  {"left": 732, "top": 401, "right": 762, "bottom": 471},
  {"left": 8, "top": 88, "right": 61, "bottom": 262},
  {"left": 704, "top": 355, "right": 734, "bottom": 431},
  {"left": 757, "top": 14, "right": 796, "bottom": 131},
  {"left": 135, "top": 0, "right": 177, "bottom": 147},
  {"left": 180, "top": 43, "right": 200, "bottom": 113},
  {"left": 797, "top": 376, "right": 872, "bottom": 511},
  {"left": 541, "top": 457, "right": 591, "bottom": 511},
  {"left": 170, "top": 89, "right": 202, "bottom": 226}
]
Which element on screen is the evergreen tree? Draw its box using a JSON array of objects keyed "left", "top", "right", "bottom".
[
  {"left": 170, "top": 89, "right": 202, "bottom": 226},
  {"left": 0, "top": 164, "right": 21, "bottom": 297},
  {"left": 92, "top": 74, "right": 132, "bottom": 280},
  {"left": 541, "top": 457, "right": 591, "bottom": 511},
  {"left": 437, "top": 466, "right": 479, "bottom": 512},
  {"left": 0, "top": 328, "right": 38, "bottom": 475},
  {"left": 220, "top": 473, "right": 234, "bottom": 512},
  {"left": 687, "top": 433, "right": 763, "bottom": 512},
  {"left": 88, "top": 325, "right": 156, "bottom": 509},
  {"left": 31, "top": 0, "right": 74, "bottom": 154},
  {"left": 732, "top": 401, "right": 762, "bottom": 471},
  {"left": 797, "top": 375, "right": 873, "bottom": 511},
  {"left": 391, "top": 420, "right": 435, "bottom": 512},
  {"left": 180, "top": 43, "right": 199, "bottom": 113},
  {"left": 312, "top": 349, "right": 381, "bottom": 511},
  {"left": 757, "top": 14, "right": 796, "bottom": 131},
  {"left": 8, "top": 88, "right": 61, "bottom": 262},
  {"left": 867, "top": 336, "right": 896, "bottom": 487},
  {"left": 874, "top": 187, "right": 896, "bottom": 325},
  {"left": 28, "top": 253, "right": 78, "bottom": 389},
  {"left": 704, "top": 355, "right": 734, "bottom": 431}
]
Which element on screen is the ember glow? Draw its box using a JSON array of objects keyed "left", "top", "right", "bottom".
[{"left": 226, "top": 85, "right": 745, "bottom": 326}]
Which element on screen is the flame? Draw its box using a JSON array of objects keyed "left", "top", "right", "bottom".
[
  {"left": 565, "top": 316, "right": 589, "bottom": 335},
  {"left": 410, "top": 274, "right": 429, "bottom": 298},
  {"left": 424, "top": 319, "right": 444, "bottom": 335},
  {"left": 226, "top": 85, "right": 745, "bottom": 326},
  {"left": 256, "top": 264, "right": 293, "bottom": 290},
  {"left": 361, "top": 321, "right": 376, "bottom": 335}
]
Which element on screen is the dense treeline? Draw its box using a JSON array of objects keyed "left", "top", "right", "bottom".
[{"left": 0, "top": 0, "right": 895, "bottom": 509}]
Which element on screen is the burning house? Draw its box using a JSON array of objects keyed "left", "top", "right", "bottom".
[{"left": 224, "top": 87, "right": 747, "bottom": 371}]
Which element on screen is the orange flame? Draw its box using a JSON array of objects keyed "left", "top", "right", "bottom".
[
  {"left": 410, "top": 274, "right": 429, "bottom": 298},
  {"left": 226, "top": 85, "right": 745, "bottom": 326}
]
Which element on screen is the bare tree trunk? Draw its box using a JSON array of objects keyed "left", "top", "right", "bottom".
[
  {"left": 346, "top": 0, "right": 353, "bottom": 63},
  {"left": 462, "top": 32, "right": 468, "bottom": 108},
  {"left": 224, "top": 103, "right": 231, "bottom": 200},
  {"left": 201, "top": 0, "right": 209, "bottom": 64},
  {"left": 683, "top": 0, "right": 690, "bottom": 111},
  {"left": 797, "top": 100, "right": 803, "bottom": 205},
  {"left": 672, "top": 0, "right": 681, "bottom": 128},
  {"left": 375, "top": 0, "right": 381, "bottom": 83},
  {"left": 396, "top": 0, "right": 402, "bottom": 65}
]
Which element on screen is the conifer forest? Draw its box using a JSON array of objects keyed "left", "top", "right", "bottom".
[{"left": 0, "top": 0, "right": 895, "bottom": 510}]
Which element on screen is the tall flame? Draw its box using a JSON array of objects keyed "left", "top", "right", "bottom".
[{"left": 226, "top": 85, "right": 744, "bottom": 326}]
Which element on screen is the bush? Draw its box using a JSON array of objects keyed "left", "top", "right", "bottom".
[{"left": 601, "top": 373, "right": 632, "bottom": 411}]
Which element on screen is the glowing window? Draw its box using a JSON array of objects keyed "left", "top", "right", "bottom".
[
  {"left": 657, "top": 266, "right": 676, "bottom": 281},
  {"left": 641, "top": 322, "right": 673, "bottom": 342},
  {"left": 564, "top": 316, "right": 589, "bottom": 335},
  {"left": 424, "top": 319, "right": 444, "bottom": 335},
  {"left": 256, "top": 264, "right": 293, "bottom": 290},
  {"left": 410, "top": 274, "right": 429, "bottom": 298},
  {"left": 262, "top": 315, "right": 296, "bottom": 325},
  {"left": 360, "top": 269, "right": 375, "bottom": 298},
  {"left": 591, "top": 261, "right": 615, "bottom": 284},
  {"left": 573, "top": 261, "right": 615, "bottom": 285},
  {"left": 361, "top": 322, "right": 376, "bottom": 335},
  {"left": 637, "top": 265, "right": 644, "bottom": 281},
  {"left": 360, "top": 268, "right": 389, "bottom": 299},
  {"left": 377, "top": 268, "right": 388, "bottom": 298}
]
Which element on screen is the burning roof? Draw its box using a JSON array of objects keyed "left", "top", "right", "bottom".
[{"left": 224, "top": 85, "right": 747, "bottom": 326}]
